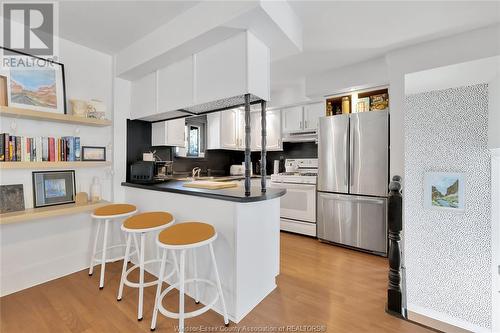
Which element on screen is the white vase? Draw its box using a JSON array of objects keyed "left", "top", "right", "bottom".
[{"left": 90, "top": 177, "right": 102, "bottom": 203}]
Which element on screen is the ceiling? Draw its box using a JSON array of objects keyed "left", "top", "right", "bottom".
[
  {"left": 59, "top": 1, "right": 200, "bottom": 55},
  {"left": 272, "top": 1, "right": 500, "bottom": 87},
  {"left": 57, "top": 1, "right": 500, "bottom": 89}
]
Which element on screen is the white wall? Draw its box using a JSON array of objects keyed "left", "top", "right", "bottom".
[
  {"left": 112, "top": 76, "right": 131, "bottom": 203},
  {"left": 386, "top": 24, "right": 500, "bottom": 178},
  {"left": 0, "top": 38, "right": 115, "bottom": 296},
  {"left": 305, "top": 57, "right": 389, "bottom": 99},
  {"left": 269, "top": 78, "right": 310, "bottom": 108},
  {"left": 489, "top": 75, "right": 500, "bottom": 149}
]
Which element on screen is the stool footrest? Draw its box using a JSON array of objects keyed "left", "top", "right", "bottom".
[
  {"left": 157, "top": 278, "right": 219, "bottom": 320},
  {"left": 92, "top": 244, "right": 137, "bottom": 264},
  {"left": 123, "top": 259, "right": 176, "bottom": 289}
]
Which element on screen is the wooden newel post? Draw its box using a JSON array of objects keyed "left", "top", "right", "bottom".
[
  {"left": 386, "top": 175, "right": 404, "bottom": 317},
  {"left": 260, "top": 100, "right": 267, "bottom": 192},
  {"left": 244, "top": 94, "right": 251, "bottom": 196}
]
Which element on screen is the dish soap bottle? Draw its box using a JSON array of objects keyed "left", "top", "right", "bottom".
[{"left": 90, "top": 177, "right": 102, "bottom": 202}]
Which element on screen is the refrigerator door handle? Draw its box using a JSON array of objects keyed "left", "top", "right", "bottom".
[
  {"left": 350, "top": 117, "right": 354, "bottom": 187},
  {"left": 345, "top": 127, "right": 349, "bottom": 186}
]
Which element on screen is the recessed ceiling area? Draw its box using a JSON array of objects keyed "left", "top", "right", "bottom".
[{"left": 57, "top": 1, "right": 500, "bottom": 89}]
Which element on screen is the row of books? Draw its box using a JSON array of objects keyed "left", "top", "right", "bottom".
[{"left": 0, "top": 134, "right": 81, "bottom": 162}]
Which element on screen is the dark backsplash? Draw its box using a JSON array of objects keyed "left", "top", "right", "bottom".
[
  {"left": 126, "top": 119, "right": 317, "bottom": 179},
  {"left": 251, "top": 142, "right": 318, "bottom": 174}
]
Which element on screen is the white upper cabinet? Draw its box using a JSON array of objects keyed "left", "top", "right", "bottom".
[
  {"left": 195, "top": 34, "right": 247, "bottom": 105},
  {"left": 157, "top": 56, "right": 194, "bottom": 113},
  {"left": 130, "top": 31, "right": 269, "bottom": 120},
  {"left": 303, "top": 102, "right": 325, "bottom": 130},
  {"left": 219, "top": 109, "right": 240, "bottom": 150},
  {"left": 195, "top": 32, "right": 270, "bottom": 105},
  {"left": 206, "top": 112, "right": 221, "bottom": 150},
  {"left": 151, "top": 118, "right": 186, "bottom": 147},
  {"left": 251, "top": 109, "right": 282, "bottom": 151},
  {"left": 282, "top": 106, "right": 304, "bottom": 133},
  {"left": 131, "top": 71, "right": 156, "bottom": 119}
]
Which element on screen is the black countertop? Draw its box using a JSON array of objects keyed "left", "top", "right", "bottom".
[{"left": 121, "top": 178, "right": 285, "bottom": 203}]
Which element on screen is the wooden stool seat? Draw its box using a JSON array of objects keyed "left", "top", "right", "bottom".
[
  {"left": 158, "top": 222, "right": 215, "bottom": 247},
  {"left": 123, "top": 212, "right": 174, "bottom": 232},
  {"left": 93, "top": 204, "right": 137, "bottom": 218}
]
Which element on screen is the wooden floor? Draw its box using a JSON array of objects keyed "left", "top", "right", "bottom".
[{"left": 0, "top": 232, "right": 431, "bottom": 333}]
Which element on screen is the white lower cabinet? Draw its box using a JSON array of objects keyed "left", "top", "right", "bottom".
[
  {"left": 151, "top": 118, "right": 186, "bottom": 147},
  {"left": 207, "top": 109, "right": 282, "bottom": 151}
]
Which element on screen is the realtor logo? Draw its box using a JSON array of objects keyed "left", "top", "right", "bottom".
[{"left": 3, "top": 2, "right": 55, "bottom": 56}]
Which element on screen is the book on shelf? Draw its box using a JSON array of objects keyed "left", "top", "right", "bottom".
[{"left": 0, "top": 133, "right": 81, "bottom": 162}]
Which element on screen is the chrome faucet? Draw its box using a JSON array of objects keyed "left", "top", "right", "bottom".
[{"left": 192, "top": 167, "right": 201, "bottom": 179}]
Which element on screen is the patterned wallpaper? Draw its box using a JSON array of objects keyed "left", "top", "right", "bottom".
[{"left": 404, "top": 84, "right": 491, "bottom": 328}]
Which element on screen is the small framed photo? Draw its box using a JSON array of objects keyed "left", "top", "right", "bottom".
[
  {"left": 32, "top": 171, "right": 76, "bottom": 208},
  {"left": 424, "top": 172, "right": 464, "bottom": 212},
  {"left": 81, "top": 146, "right": 106, "bottom": 161}
]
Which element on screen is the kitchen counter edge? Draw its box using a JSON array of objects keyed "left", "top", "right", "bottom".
[{"left": 121, "top": 181, "right": 286, "bottom": 203}]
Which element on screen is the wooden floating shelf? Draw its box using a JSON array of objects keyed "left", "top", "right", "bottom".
[
  {"left": 0, "top": 161, "right": 112, "bottom": 169},
  {"left": 0, "top": 200, "right": 110, "bottom": 225},
  {"left": 0, "top": 106, "right": 112, "bottom": 127}
]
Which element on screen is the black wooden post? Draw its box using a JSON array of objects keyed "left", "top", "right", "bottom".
[
  {"left": 386, "top": 175, "right": 404, "bottom": 318},
  {"left": 260, "top": 100, "right": 267, "bottom": 192},
  {"left": 244, "top": 94, "right": 251, "bottom": 196}
]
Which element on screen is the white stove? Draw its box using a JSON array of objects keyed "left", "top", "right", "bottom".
[
  {"left": 270, "top": 159, "right": 318, "bottom": 237},
  {"left": 270, "top": 159, "right": 318, "bottom": 184}
]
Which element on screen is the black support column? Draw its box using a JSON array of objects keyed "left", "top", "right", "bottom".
[
  {"left": 260, "top": 100, "right": 267, "bottom": 192},
  {"left": 244, "top": 94, "right": 251, "bottom": 196}
]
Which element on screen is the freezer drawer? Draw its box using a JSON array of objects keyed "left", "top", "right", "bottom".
[{"left": 317, "top": 192, "right": 387, "bottom": 254}]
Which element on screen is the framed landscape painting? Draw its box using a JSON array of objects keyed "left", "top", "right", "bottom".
[
  {"left": 0, "top": 47, "right": 66, "bottom": 114},
  {"left": 424, "top": 172, "right": 464, "bottom": 212}
]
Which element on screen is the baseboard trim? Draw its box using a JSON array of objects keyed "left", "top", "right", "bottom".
[{"left": 407, "top": 306, "right": 491, "bottom": 333}]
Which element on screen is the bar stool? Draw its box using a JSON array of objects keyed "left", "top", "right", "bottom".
[
  {"left": 118, "top": 211, "right": 176, "bottom": 321},
  {"left": 151, "top": 222, "right": 229, "bottom": 332},
  {"left": 89, "top": 203, "right": 138, "bottom": 289}
]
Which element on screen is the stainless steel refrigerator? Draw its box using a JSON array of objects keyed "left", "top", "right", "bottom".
[{"left": 317, "top": 110, "right": 388, "bottom": 255}]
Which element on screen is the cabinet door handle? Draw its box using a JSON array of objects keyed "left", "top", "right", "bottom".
[
  {"left": 300, "top": 121, "right": 303, "bottom": 129},
  {"left": 305, "top": 120, "right": 308, "bottom": 128}
]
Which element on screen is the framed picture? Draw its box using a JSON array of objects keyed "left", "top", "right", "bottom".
[
  {"left": 0, "top": 46, "right": 67, "bottom": 114},
  {"left": 81, "top": 146, "right": 106, "bottom": 161},
  {"left": 424, "top": 172, "right": 464, "bottom": 212},
  {"left": 32, "top": 170, "right": 76, "bottom": 208},
  {"left": 0, "top": 184, "right": 25, "bottom": 213}
]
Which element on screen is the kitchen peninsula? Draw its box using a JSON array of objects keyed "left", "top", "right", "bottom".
[{"left": 121, "top": 180, "right": 285, "bottom": 322}]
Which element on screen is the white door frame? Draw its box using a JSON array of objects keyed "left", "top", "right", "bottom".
[{"left": 492, "top": 148, "right": 500, "bottom": 333}]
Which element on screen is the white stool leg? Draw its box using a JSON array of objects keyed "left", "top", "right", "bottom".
[
  {"left": 191, "top": 249, "right": 199, "bottom": 304},
  {"left": 99, "top": 219, "right": 110, "bottom": 289},
  {"left": 179, "top": 250, "right": 186, "bottom": 333},
  {"left": 138, "top": 232, "right": 146, "bottom": 321},
  {"left": 117, "top": 233, "right": 132, "bottom": 301},
  {"left": 88, "top": 219, "right": 101, "bottom": 276},
  {"left": 151, "top": 248, "right": 167, "bottom": 331},
  {"left": 209, "top": 243, "right": 229, "bottom": 325},
  {"left": 172, "top": 250, "right": 180, "bottom": 280},
  {"left": 133, "top": 233, "right": 141, "bottom": 262}
]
